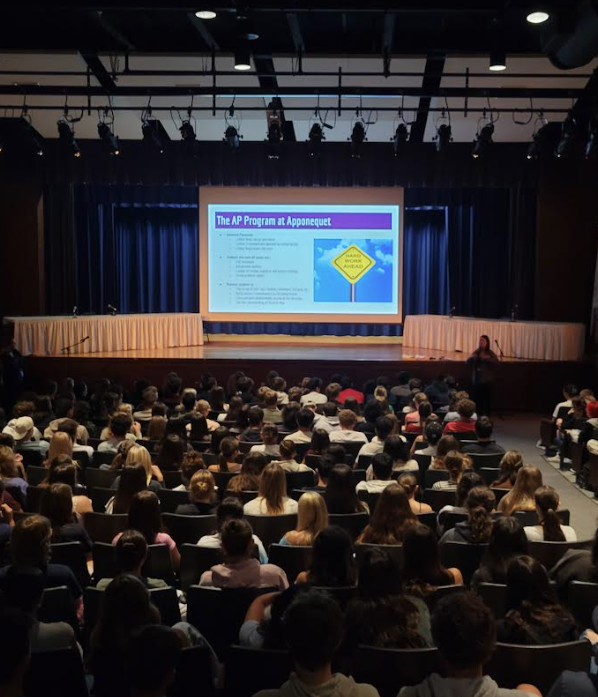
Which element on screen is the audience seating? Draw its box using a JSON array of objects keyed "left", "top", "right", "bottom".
[
  {"left": 285, "top": 470, "right": 316, "bottom": 490},
  {"left": 245, "top": 513, "right": 298, "bottom": 548},
  {"left": 453, "top": 433, "right": 477, "bottom": 442},
  {"left": 341, "top": 441, "right": 367, "bottom": 464},
  {"left": 72, "top": 451, "right": 90, "bottom": 470},
  {"left": 424, "top": 469, "right": 450, "bottom": 488},
  {"left": 352, "top": 646, "right": 440, "bottom": 697},
  {"left": 179, "top": 544, "right": 223, "bottom": 592},
  {"left": 352, "top": 469, "right": 367, "bottom": 484},
  {"left": 290, "top": 487, "right": 323, "bottom": 501},
  {"left": 491, "top": 487, "right": 509, "bottom": 504},
  {"left": 24, "top": 484, "right": 44, "bottom": 512},
  {"left": 478, "top": 468, "right": 500, "bottom": 486},
  {"left": 511, "top": 509, "right": 570, "bottom": 527},
  {"left": 23, "top": 647, "right": 88, "bottom": 697},
  {"left": 85, "top": 467, "right": 118, "bottom": 492},
  {"left": 169, "top": 645, "right": 215, "bottom": 697},
  {"left": 440, "top": 511, "right": 468, "bottom": 531},
  {"left": 357, "top": 490, "right": 381, "bottom": 515},
  {"left": 527, "top": 538, "right": 591, "bottom": 571},
  {"left": 415, "top": 511, "right": 438, "bottom": 531},
  {"left": 414, "top": 452, "right": 432, "bottom": 475},
  {"left": 238, "top": 490, "right": 260, "bottom": 505},
  {"left": 38, "top": 586, "right": 78, "bottom": 630},
  {"left": 91, "top": 487, "right": 115, "bottom": 512},
  {"left": 190, "top": 441, "right": 211, "bottom": 452},
  {"left": 13, "top": 511, "right": 34, "bottom": 524},
  {"left": 224, "top": 646, "right": 293, "bottom": 697},
  {"left": 84, "top": 512, "right": 128, "bottom": 543},
  {"left": 157, "top": 488, "right": 190, "bottom": 513},
  {"left": 162, "top": 470, "right": 183, "bottom": 489},
  {"left": 567, "top": 581, "right": 598, "bottom": 628},
  {"left": 25, "top": 465, "right": 48, "bottom": 486},
  {"left": 92, "top": 451, "right": 116, "bottom": 467},
  {"left": 187, "top": 585, "right": 277, "bottom": 657},
  {"left": 328, "top": 512, "right": 369, "bottom": 540},
  {"left": 440, "top": 541, "right": 488, "bottom": 586},
  {"left": 476, "top": 582, "right": 508, "bottom": 619},
  {"left": 355, "top": 542, "right": 403, "bottom": 570},
  {"left": 391, "top": 469, "right": 420, "bottom": 483},
  {"left": 486, "top": 640, "right": 592, "bottom": 695},
  {"left": 92, "top": 542, "right": 120, "bottom": 581},
  {"left": 358, "top": 454, "right": 374, "bottom": 468},
  {"left": 423, "top": 488, "right": 456, "bottom": 511},
  {"left": 141, "top": 543, "right": 176, "bottom": 585},
  {"left": 17, "top": 449, "right": 45, "bottom": 468},
  {"left": 212, "top": 470, "right": 239, "bottom": 492},
  {"left": 162, "top": 513, "right": 217, "bottom": 546},
  {"left": 469, "top": 452, "right": 504, "bottom": 469},
  {"left": 51, "top": 541, "right": 91, "bottom": 587},
  {"left": 425, "top": 583, "right": 467, "bottom": 611},
  {"left": 268, "top": 543, "right": 313, "bottom": 582},
  {"left": 311, "top": 585, "right": 357, "bottom": 609}
]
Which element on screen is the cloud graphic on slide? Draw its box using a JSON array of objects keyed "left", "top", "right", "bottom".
[
  {"left": 376, "top": 267, "right": 385, "bottom": 274},
  {"left": 375, "top": 249, "right": 393, "bottom": 265}
]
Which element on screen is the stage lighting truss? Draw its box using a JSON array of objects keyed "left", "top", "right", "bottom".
[
  {"left": 97, "top": 107, "right": 120, "bottom": 156},
  {"left": 224, "top": 102, "right": 242, "bottom": 150}
]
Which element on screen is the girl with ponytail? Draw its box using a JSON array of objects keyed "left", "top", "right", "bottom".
[
  {"left": 524, "top": 485, "right": 577, "bottom": 542},
  {"left": 175, "top": 470, "right": 217, "bottom": 516},
  {"left": 440, "top": 486, "right": 496, "bottom": 544},
  {"left": 209, "top": 436, "right": 241, "bottom": 474}
]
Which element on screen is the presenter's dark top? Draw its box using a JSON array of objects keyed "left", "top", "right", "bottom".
[{"left": 467, "top": 349, "right": 499, "bottom": 385}]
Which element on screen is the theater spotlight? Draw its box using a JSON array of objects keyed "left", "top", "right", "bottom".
[
  {"left": 435, "top": 123, "right": 452, "bottom": 153},
  {"left": 97, "top": 120, "right": 120, "bottom": 156},
  {"left": 266, "top": 100, "right": 283, "bottom": 159},
  {"left": 350, "top": 121, "right": 366, "bottom": 158},
  {"left": 57, "top": 119, "right": 81, "bottom": 158},
  {"left": 526, "top": 120, "right": 553, "bottom": 160},
  {"left": 142, "top": 116, "right": 170, "bottom": 154},
  {"left": 308, "top": 122, "right": 324, "bottom": 157},
  {"left": 585, "top": 117, "right": 598, "bottom": 160},
  {"left": 555, "top": 114, "right": 578, "bottom": 159},
  {"left": 224, "top": 125, "right": 241, "bottom": 150},
  {"left": 392, "top": 123, "right": 409, "bottom": 156},
  {"left": 472, "top": 122, "right": 494, "bottom": 159}
]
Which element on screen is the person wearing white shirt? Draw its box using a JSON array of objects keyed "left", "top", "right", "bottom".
[
  {"left": 262, "top": 391, "right": 283, "bottom": 425},
  {"left": 356, "top": 453, "right": 395, "bottom": 494},
  {"left": 552, "top": 383, "right": 578, "bottom": 419},
  {"left": 524, "top": 485, "right": 577, "bottom": 542},
  {"left": 286, "top": 409, "right": 315, "bottom": 444},
  {"left": 243, "top": 462, "right": 299, "bottom": 516},
  {"left": 250, "top": 424, "right": 281, "bottom": 458},
  {"left": 329, "top": 409, "right": 368, "bottom": 444},
  {"left": 356, "top": 415, "right": 394, "bottom": 464},
  {"left": 300, "top": 378, "right": 328, "bottom": 406},
  {"left": 270, "top": 440, "right": 316, "bottom": 477}
]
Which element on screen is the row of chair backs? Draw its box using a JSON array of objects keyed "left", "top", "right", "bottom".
[{"left": 92, "top": 541, "right": 175, "bottom": 584}]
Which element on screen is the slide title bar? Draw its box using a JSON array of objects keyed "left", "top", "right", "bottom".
[{"left": 214, "top": 211, "right": 393, "bottom": 230}]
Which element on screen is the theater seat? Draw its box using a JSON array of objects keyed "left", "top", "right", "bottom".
[
  {"left": 268, "top": 543, "right": 313, "bottom": 582},
  {"left": 162, "top": 512, "right": 217, "bottom": 546},
  {"left": 439, "top": 541, "right": 488, "bottom": 586},
  {"left": 51, "top": 541, "right": 91, "bottom": 587},
  {"left": 23, "top": 647, "right": 88, "bottom": 697},
  {"left": 224, "top": 646, "right": 292, "bottom": 697},
  {"left": 169, "top": 645, "right": 215, "bottom": 697},
  {"left": 179, "top": 544, "right": 223, "bottom": 592},
  {"left": 527, "top": 538, "right": 590, "bottom": 571},
  {"left": 245, "top": 513, "right": 297, "bottom": 548},
  {"left": 328, "top": 512, "right": 369, "bottom": 541},
  {"left": 567, "top": 581, "right": 598, "bottom": 628},
  {"left": 83, "top": 512, "right": 128, "bottom": 544},
  {"left": 355, "top": 542, "right": 404, "bottom": 570},
  {"left": 469, "top": 452, "right": 504, "bottom": 469}
]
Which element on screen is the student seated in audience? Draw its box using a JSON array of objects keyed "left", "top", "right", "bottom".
[
  {"left": 399, "top": 591, "right": 541, "bottom": 697},
  {"left": 6, "top": 415, "right": 48, "bottom": 457},
  {"left": 239, "top": 405, "right": 264, "bottom": 442},
  {"left": 357, "top": 483, "right": 416, "bottom": 544},
  {"left": 356, "top": 415, "right": 393, "bottom": 464},
  {"left": 39, "top": 482, "right": 92, "bottom": 552},
  {"left": 208, "top": 436, "right": 242, "bottom": 474},
  {"left": 126, "top": 624, "right": 183, "bottom": 697},
  {"left": 432, "top": 450, "right": 467, "bottom": 490},
  {"left": 471, "top": 516, "right": 528, "bottom": 590},
  {"left": 44, "top": 398, "right": 91, "bottom": 443},
  {"left": 286, "top": 408, "right": 315, "bottom": 444},
  {"left": 175, "top": 470, "right": 217, "bottom": 516},
  {"left": 57, "top": 417, "right": 95, "bottom": 461},
  {"left": 254, "top": 588, "right": 380, "bottom": 697},
  {"left": 462, "top": 416, "right": 505, "bottom": 454},
  {"left": 343, "top": 547, "right": 432, "bottom": 657},
  {"left": 97, "top": 529, "right": 169, "bottom": 590},
  {"left": 552, "top": 383, "right": 579, "bottom": 422},
  {"left": 443, "top": 398, "right": 477, "bottom": 434},
  {"left": 304, "top": 428, "right": 330, "bottom": 459},
  {"left": 311, "top": 453, "right": 335, "bottom": 491},
  {"left": 425, "top": 374, "right": 451, "bottom": 409},
  {"left": 437, "top": 471, "right": 485, "bottom": 530},
  {"left": 338, "top": 376, "right": 365, "bottom": 405},
  {"left": 227, "top": 451, "right": 267, "bottom": 493},
  {"left": 296, "top": 525, "right": 357, "bottom": 586},
  {"left": 326, "top": 464, "right": 369, "bottom": 515},
  {"left": 113, "top": 490, "right": 181, "bottom": 570},
  {"left": 410, "top": 419, "right": 444, "bottom": 457},
  {"left": 498, "top": 555, "right": 578, "bottom": 645},
  {"left": 271, "top": 376, "right": 289, "bottom": 406},
  {"left": 240, "top": 583, "right": 312, "bottom": 649},
  {"left": 197, "top": 497, "right": 268, "bottom": 564},
  {"left": 443, "top": 390, "right": 478, "bottom": 424},
  {"left": 313, "top": 401, "right": 341, "bottom": 434},
  {"left": 147, "top": 415, "right": 167, "bottom": 442},
  {"left": 498, "top": 465, "right": 543, "bottom": 515},
  {"left": 279, "top": 491, "right": 328, "bottom": 546},
  {"left": 524, "top": 485, "right": 576, "bottom": 542},
  {"left": 398, "top": 472, "right": 433, "bottom": 515},
  {"left": 154, "top": 434, "right": 186, "bottom": 472},
  {"left": 42, "top": 430, "right": 73, "bottom": 469},
  {"left": 440, "top": 486, "right": 496, "bottom": 545},
  {"left": 0, "top": 445, "right": 28, "bottom": 500},
  {"left": 98, "top": 413, "right": 136, "bottom": 453},
  {"left": 200, "top": 518, "right": 288, "bottom": 590},
  {"left": 383, "top": 434, "right": 418, "bottom": 473},
  {"left": 3, "top": 566, "right": 81, "bottom": 653},
  {"left": 272, "top": 439, "right": 314, "bottom": 474},
  {"left": 250, "top": 424, "right": 281, "bottom": 457},
  {"left": 133, "top": 386, "right": 159, "bottom": 422},
  {"left": 358, "top": 452, "right": 395, "bottom": 493},
  {"left": 171, "top": 451, "right": 206, "bottom": 492},
  {"left": 106, "top": 463, "right": 148, "bottom": 514},
  {"left": 243, "top": 462, "right": 299, "bottom": 515},
  {"left": 225, "top": 396, "right": 246, "bottom": 434},
  {"left": 0, "top": 608, "right": 31, "bottom": 697},
  {"left": 110, "top": 445, "right": 164, "bottom": 492},
  {"left": 403, "top": 523, "right": 463, "bottom": 596},
  {"left": 404, "top": 398, "right": 435, "bottom": 434},
  {"left": 300, "top": 377, "right": 328, "bottom": 406},
  {"left": 430, "top": 434, "right": 461, "bottom": 469},
  {"left": 261, "top": 390, "right": 283, "bottom": 425},
  {"left": 491, "top": 450, "right": 524, "bottom": 489},
  {"left": 208, "top": 385, "right": 228, "bottom": 417},
  {"left": 208, "top": 426, "right": 230, "bottom": 455},
  {"left": 0, "top": 515, "right": 82, "bottom": 615},
  {"left": 329, "top": 409, "right": 368, "bottom": 444}
]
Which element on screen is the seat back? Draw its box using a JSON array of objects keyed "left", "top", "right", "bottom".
[
  {"left": 568, "top": 581, "right": 598, "bottom": 628},
  {"left": 162, "top": 470, "right": 183, "bottom": 489},
  {"left": 311, "top": 585, "right": 357, "bottom": 610},
  {"left": 490, "top": 487, "right": 509, "bottom": 504},
  {"left": 72, "top": 450, "right": 90, "bottom": 470},
  {"left": 440, "top": 511, "right": 468, "bottom": 531},
  {"left": 25, "top": 465, "right": 47, "bottom": 486},
  {"left": 224, "top": 646, "right": 292, "bottom": 697},
  {"left": 440, "top": 541, "right": 488, "bottom": 586},
  {"left": 477, "top": 582, "right": 507, "bottom": 619},
  {"left": 285, "top": 470, "right": 316, "bottom": 490},
  {"left": 24, "top": 484, "right": 44, "bottom": 512},
  {"left": 268, "top": 544, "right": 313, "bottom": 582},
  {"left": 157, "top": 488, "right": 190, "bottom": 513},
  {"left": 187, "top": 585, "right": 277, "bottom": 658},
  {"left": 91, "top": 487, "right": 115, "bottom": 512},
  {"left": 355, "top": 543, "right": 404, "bottom": 570},
  {"left": 424, "top": 469, "right": 450, "bottom": 488},
  {"left": 328, "top": 512, "right": 369, "bottom": 541},
  {"left": 92, "top": 451, "right": 116, "bottom": 467},
  {"left": 357, "top": 489, "right": 381, "bottom": 515},
  {"left": 342, "top": 441, "right": 367, "bottom": 465},
  {"left": 486, "top": 640, "right": 592, "bottom": 695},
  {"left": 23, "top": 647, "right": 88, "bottom": 697},
  {"left": 179, "top": 543, "right": 223, "bottom": 592},
  {"left": 169, "top": 645, "right": 215, "bottom": 697},
  {"left": 423, "top": 488, "right": 456, "bottom": 512},
  {"left": 453, "top": 431, "right": 477, "bottom": 441},
  {"left": 92, "top": 542, "right": 120, "bottom": 581},
  {"left": 528, "top": 538, "right": 591, "bottom": 571},
  {"left": 352, "top": 469, "right": 367, "bottom": 484},
  {"left": 469, "top": 452, "right": 504, "bottom": 469},
  {"left": 162, "top": 513, "right": 217, "bottom": 546},
  {"left": 245, "top": 514, "right": 297, "bottom": 548},
  {"left": 478, "top": 468, "right": 500, "bottom": 486},
  {"left": 413, "top": 452, "right": 432, "bottom": 476},
  {"left": 17, "top": 449, "right": 45, "bottom": 468},
  {"left": 425, "top": 584, "right": 467, "bottom": 612},
  {"left": 143, "top": 543, "right": 175, "bottom": 584},
  {"left": 149, "top": 585, "right": 181, "bottom": 626},
  {"left": 212, "top": 470, "right": 239, "bottom": 492},
  {"left": 38, "top": 585, "right": 78, "bottom": 630},
  {"left": 84, "top": 512, "right": 128, "bottom": 543},
  {"left": 352, "top": 646, "right": 440, "bottom": 697},
  {"left": 51, "top": 541, "right": 91, "bottom": 587},
  {"left": 85, "top": 467, "right": 118, "bottom": 493},
  {"left": 415, "top": 512, "right": 438, "bottom": 532}
]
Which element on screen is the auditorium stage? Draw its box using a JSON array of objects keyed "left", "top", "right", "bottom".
[{"left": 22, "top": 342, "right": 595, "bottom": 414}]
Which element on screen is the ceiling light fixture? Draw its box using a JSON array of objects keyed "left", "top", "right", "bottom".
[
  {"left": 234, "top": 48, "right": 252, "bottom": 71},
  {"left": 526, "top": 10, "right": 550, "bottom": 24},
  {"left": 489, "top": 50, "right": 507, "bottom": 71},
  {"left": 195, "top": 10, "right": 216, "bottom": 20}
]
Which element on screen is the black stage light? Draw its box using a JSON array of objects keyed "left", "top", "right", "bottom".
[
  {"left": 97, "top": 121, "right": 120, "bottom": 156},
  {"left": 225, "top": 125, "right": 241, "bottom": 150},
  {"left": 555, "top": 114, "right": 578, "bottom": 159},
  {"left": 351, "top": 121, "right": 366, "bottom": 158},
  {"left": 392, "top": 123, "right": 409, "bottom": 156},
  {"left": 585, "top": 117, "right": 598, "bottom": 160},
  {"left": 435, "top": 123, "right": 452, "bottom": 153},
  {"left": 526, "top": 122, "right": 553, "bottom": 160},
  {"left": 308, "top": 122, "right": 324, "bottom": 157},
  {"left": 472, "top": 123, "right": 494, "bottom": 159},
  {"left": 266, "top": 101, "right": 283, "bottom": 159},
  {"left": 142, "top": 118, "right": 170, "bottom": 153},
  {"left": 57, "top": 119, "right": 81, "bottom": 158}
]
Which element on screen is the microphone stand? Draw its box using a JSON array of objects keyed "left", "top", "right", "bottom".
[
  {"left": 494, "top": 339, "right": 505, "bottom": 360},
  {"left": 60, "top": 336, "right": 90, "bottom": 376}
]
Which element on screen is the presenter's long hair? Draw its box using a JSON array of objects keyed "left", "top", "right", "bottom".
[{"left": 258, "top": 462, "right": 287, "bottom": 515}]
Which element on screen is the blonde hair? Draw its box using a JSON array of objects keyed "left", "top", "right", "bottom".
[
  {"left": 116, "top": 403, "right": 133, "bottom": 417},
  {"left": 196, "top": 400, "right": 210, "bottom": 416},
  {"left": 46, "top": 431, "right": 73, "bottom": 464},
  {"left": 498, "top": 464, "right": 543, "bottom": 515},
  {"left": 0, "top": 445, "right": 19, "bottom": 479},
  {"left": 374, "top": 386, "right": 388, "bottom": 401},
  {"left": 492, "top": 450, "right": 524, "bottom": 488},
  {"left": 258, "top": 462, "right": 287, "bottom": 515},
  {"left": 126, "top": 445, "right": 153, "bottom": 485},
  {"left": 147, "top": 416, "right": 167, "bottom": 442},
  {"left": 293, "top": 492, "right": 328, "bottom": 545},
  {"left": 189, "top": 470, "right": 215, "bottom": 503}
]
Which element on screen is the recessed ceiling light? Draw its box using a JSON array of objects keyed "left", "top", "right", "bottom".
[
  {"left": 527, "top": 11, "right": 550, "bottom": 24},
  {"left": 195, "top": 10, "right": 217, "bottom": 20}
]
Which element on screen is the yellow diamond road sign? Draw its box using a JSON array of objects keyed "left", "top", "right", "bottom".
[{"left": 331, "top": 244, "right": 376, "bottom": 284}]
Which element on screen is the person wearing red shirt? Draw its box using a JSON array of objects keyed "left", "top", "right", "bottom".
[
  {"left": 443, "top": 399, "right": 477, "bottom": 434},
  {"left": 338, "top": 377, "right": 365, "bottom": 405}
]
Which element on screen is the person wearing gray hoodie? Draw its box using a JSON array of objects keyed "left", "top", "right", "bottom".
[
  {"left": 254, "top": 589, "right": 380, "bottom": 697},
  {"left": 399, "top": 592, "right": 541, "bottom": 697}
]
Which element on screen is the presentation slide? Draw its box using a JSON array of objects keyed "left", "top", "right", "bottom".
[{"left": 203, "top": 196, "right": 401, "bottom": 320}]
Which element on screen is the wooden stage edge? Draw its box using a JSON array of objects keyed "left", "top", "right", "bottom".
[{"left": 23, "top": 342, "right": 597, "bottom": 414}]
